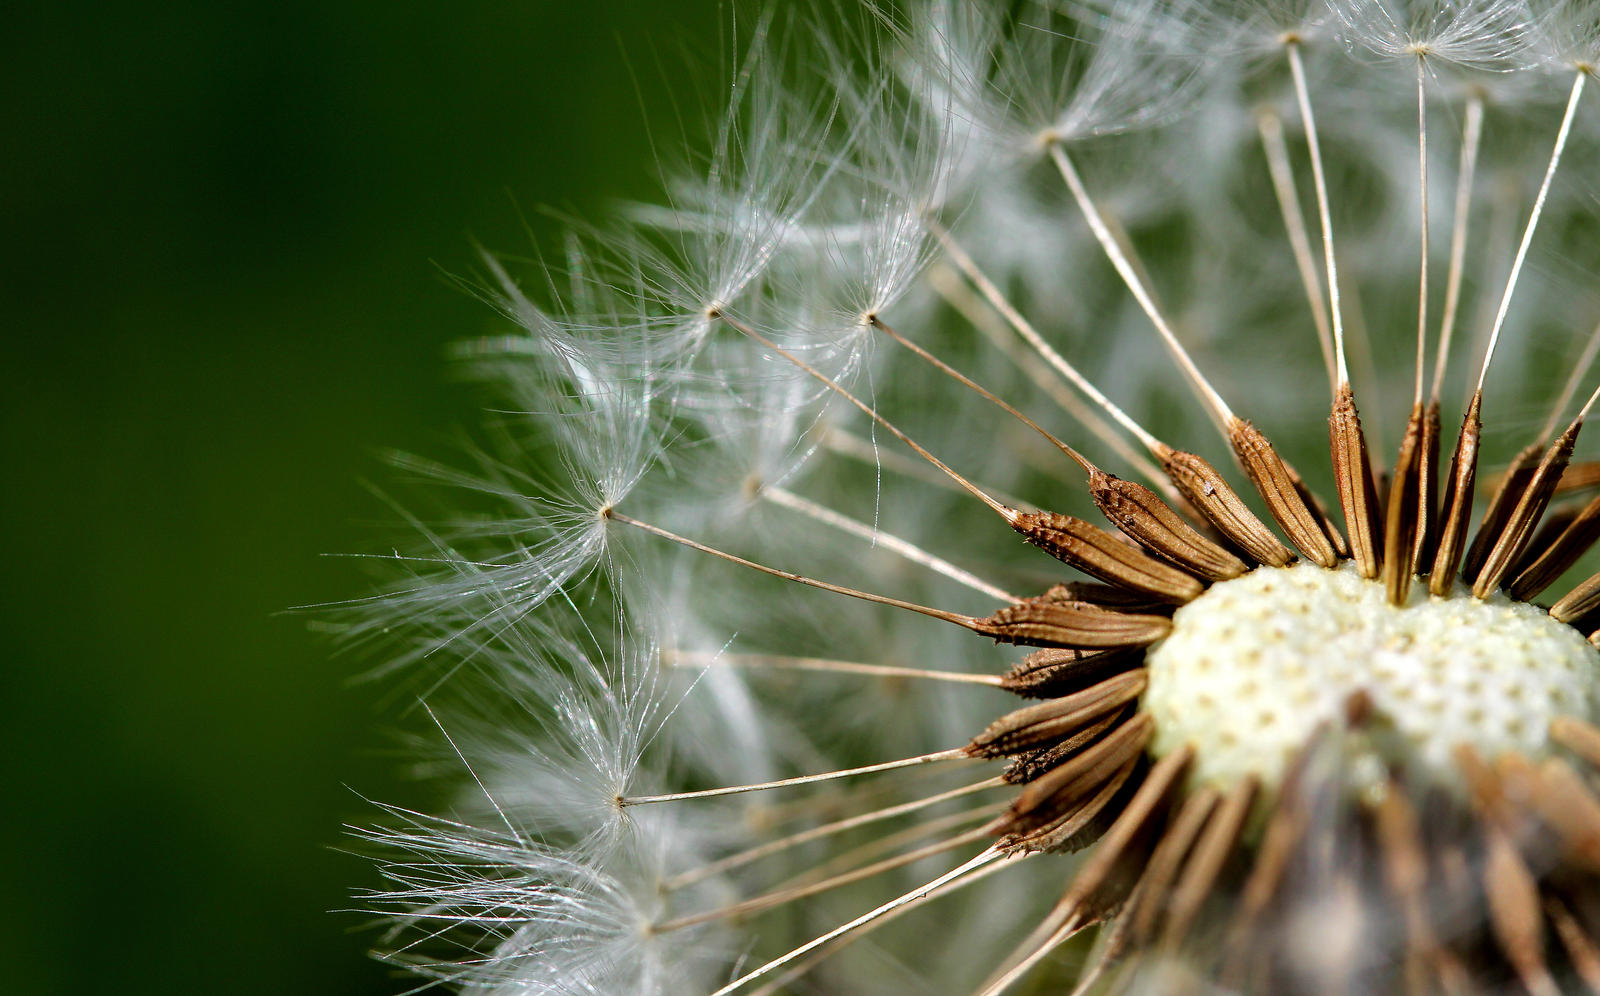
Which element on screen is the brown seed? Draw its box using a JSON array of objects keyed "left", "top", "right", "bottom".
[
  {"left": 1463, "top": 440, "right": 1547, "bottom": 584},
  {"left": 1229, "top": 417, "right": 1339, "bottom": 567},
  {"left": 1545, "top": 896, "right": 1600, "bottom": 993},
  {"left": 1159, "top": 775, "right": 1258, "bottom": 948},
  {"left": 1509, "top": 499, "right": 1585, "bottom": 578},
  {"left": 1003, "top": 707, "right": 1132, "bottom": 783},
  {"left": 1329, "top": 382, "right": 1384, "bottom": 579},
  {"left": 1455, "top": 743, "right": 1510, "bottom": 820},
  {"left": 1414, "top": 399, "right": 1442, "bottom": 572},
  {"left": 1383, "top": 403, "right": 1424, "bottom": 605},
  {"left": 1285, "top": 453, "right": 1350, "bottom": 558},
  {"left": 1224, "top": 775, "right": 1307, "bottom": 972},
  {"left": 1001, "top": 713, "right": 1153, "bottom": 838},
  {"left": 1051, "top": 743, "right": 1194, "bottom": 920},
  {"left": 1066, "top": 874, "right": 1148, "bottom": 996},
  {"left": 1552, "top": 572, "right": 1600, "bottom": 625},
  {"left": 1125, "top": 786, "right": 1221, "bottom": 945},
  {"left": 1044, "top": 581, "right": 1176, "bottom": 613},
  {"left": 1430, "top": 392, "right": 1484, "bottom": 596},
  {"left": 974, "top": 600, "right": 1172, "bottom": 650},
  {"left": 1219, "top": 765, "right": 1313, "bottom": 992},
  {"left": 1374, "top": 784, "right": 1428, "bottom": 901},
  {"left": 1000, "top": 646, "right": 1144, "bottom": 699},
  {"left": 1493, "top": 459, "right": 1600, "bottom": 496},
  {"left": 1474, "top": 420, "right": 1582, "bottom": 599},
  {"left": 1001, "top": 752, "right": 1141, "bottom": 855},
  {"left": 1551, "top": 715, "right": 1600, "bottom": 772},
  {"left": 1158, "top": 445, "right": 1295, "bottom": 568},
  {"left": 1482, "top": 826, "right": 1559, "bottom": 996},
  {"left": 1509, "top": 492, "right": 1600, "bottom": 602},
  {"left": 967, "top": 670, "right": 1147, "bottom": 758},
  {"left": 1555, "top": 460, "right": 1600, "bottom": 495},
  {"left": 1530, "top": 758, "right": 1600, "bottom": 872},
  {"left": 996, "top": 749, "right": 1188, "bottom": 987},
  {"left": 1372, "top": 783, "right": 1472, "bottom": 994},
  {"left": 1010, "top": 510, "right": 1204, "bottom": 603},
  {"left": 1090, "top": 470, "right": 1248, "bottom": 581},
  {"left": 1018, "top": 583, "right": 1082, "bottom": 604}
]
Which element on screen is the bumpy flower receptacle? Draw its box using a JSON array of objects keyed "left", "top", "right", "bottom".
[{"left": 1147, "top": 560, "right": 1600, "bottom": 795}]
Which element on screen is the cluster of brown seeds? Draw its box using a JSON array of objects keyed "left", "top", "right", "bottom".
[
  {"left": 608, "top": 68, "right": 1600, "bottom": 991},
  {"left": 621, "top": 309, "right": 1600, "bottom": 994},
  {"left": 917, "top": 374, "right": 1600, "bottom": 993}
]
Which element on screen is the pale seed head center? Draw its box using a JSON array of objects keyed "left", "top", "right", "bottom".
[{"left": 1145, "top": 561, "right": 1600, "bottom": 794}]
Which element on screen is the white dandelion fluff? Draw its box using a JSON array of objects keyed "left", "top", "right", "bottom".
[{"left": 352, "top": 1, "right": 1600, "bottom": 993}]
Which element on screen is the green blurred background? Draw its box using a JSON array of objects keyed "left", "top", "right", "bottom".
[{"left": 0, "top": 3, "right": 745, "bottom": 992}]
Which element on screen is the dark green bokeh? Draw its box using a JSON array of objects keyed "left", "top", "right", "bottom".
[{"left": 0, "top": 3, "right": 742, "bottom": 992}]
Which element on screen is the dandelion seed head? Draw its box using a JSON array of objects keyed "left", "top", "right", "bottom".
[
  {"left": 352, "top": 0, "right": 1600, "bottom": 991},
  {"left": 1330, "top": 0, "right": 1533, "bottom": 69},
  {"left": 1527, "top": 0, "right": 1600, "bottom": 72}
]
